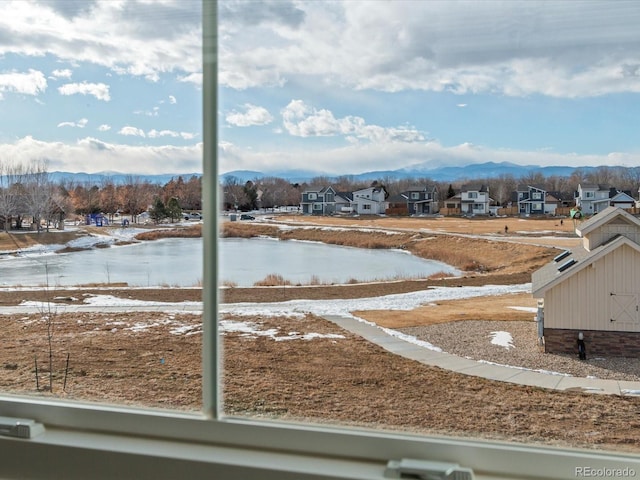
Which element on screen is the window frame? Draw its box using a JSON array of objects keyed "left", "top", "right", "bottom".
[{"left": 0, "top": 2, "right": 639, "bottom": 478}]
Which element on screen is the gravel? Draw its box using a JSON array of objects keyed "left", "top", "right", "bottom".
[{"left": 401, "top": 320, "right": 640, "bottom": 382}]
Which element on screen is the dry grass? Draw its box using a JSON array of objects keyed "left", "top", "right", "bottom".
[
  {"left": 277, "top": 214, "right": 577, "bottom": 236},
  {"left": 220, "top": 222, "right": 280, "bottom": 238},
  {"left": 353, "top": 292, "right": 537, "bottom": 329},
  {"left": 134, "top": 224, "right": 202, "bottom": 241},
  {"left": 253, "top": 274, "right": 292, "bottom": 287}
]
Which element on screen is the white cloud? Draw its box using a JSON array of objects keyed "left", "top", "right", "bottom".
[
  {"left": 169, "top": 95, "right": 177, "bottom": 104},
  {"left": 0, "top": 136, "right": 202, "bottom": 175},
  {"left": 58, "top": 82, "right": 111, "bottom": 101},
  {"left": 219, "top": 1, "right": 640, "bottom": 98},
  {"left": 98, "top": 124, "right": 111, "bottom": 132},
  {"left": 134, "top": 107, "right": 159, "bottom": 117},
  {"left": 0, "top": 1, "right": 201, "bottom": 84},
  {"left": 281, "top": 100, "right": 425, "bottom": 143},
  {"left": 51, "top": 69, "right": 72, "bottom": 79},
  {"left": 58, "top": 118, "right": 88, "bottom": 128},
  {"left": 219, "top": 136, "right": 640, "bottom": 177},
  {"left": 0, "top": 69, "right": 47, "bottom": 97},
  {"left": 118, "top": 126, "right": 146, "bottom": 137},
  {"left": 226, "top": 104, "right": 274, "bottom": 127},
  {"left": 148, "top": 129, "right": 198, "bottom": 140}
]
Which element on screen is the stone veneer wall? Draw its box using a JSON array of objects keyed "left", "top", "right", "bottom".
[{"left": 544, "top": 328, "right": 640, "bottom": 357}]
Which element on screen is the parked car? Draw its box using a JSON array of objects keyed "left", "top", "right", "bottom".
[
  {"left": 240, "top": 214, "right": 255, "bottom": 220},
  {"left": 183, "top": 212, "right": 202, "bottom": 220}
]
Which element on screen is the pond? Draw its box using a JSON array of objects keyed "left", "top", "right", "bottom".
[{"left": 0, "top": 237, "right": 459, "bottom": 288}]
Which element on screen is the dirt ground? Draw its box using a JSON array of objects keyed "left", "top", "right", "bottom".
[{"left": 2, "top": 216, "right": 640, "bottom": 453}]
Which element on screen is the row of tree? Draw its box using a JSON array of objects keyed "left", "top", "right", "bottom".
[
  {"left": 0, "top": 160, "right": 203, "bottom": 231},
  {"left": 223, "top": 165, "right": 640, "bottom": 211},
  {"left": 3, "top": 161, "right": 639, "bottom": 230}
]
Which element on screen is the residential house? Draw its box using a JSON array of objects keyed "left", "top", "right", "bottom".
[
  {"left": 388, "top": 185, "right": 439, "bottom": 216},
  {"left": 334, "top": 191, "right": 353, "bottom": 214},
  {"left": 515, "top": 184, "right": 546, "bottom": 215},
  {"left": 574, "top": 184, "right": 612, "bottom": 214},
  {"left": 350, "top": 185, "right": 388, "bottom": 215},
  {"left": 610, "top": 190, "right": 636, "bottom": 209},
  {"left": 300, "top": 186, "right": 337, "bottom": 215},
  {"left": 532, "top": 206, "right": 640, "bottom": 356},
  {"left": 460, "top": 184, "right": 490, "bottom": 215}
]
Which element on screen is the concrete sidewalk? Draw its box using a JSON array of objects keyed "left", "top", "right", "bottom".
[{"left": 323, "top": 314, "right": 640, "bottom": 397}]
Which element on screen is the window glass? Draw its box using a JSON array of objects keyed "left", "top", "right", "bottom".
[
  {"left": 219, "top": 0, "right": 640, "bottom": 457},
  {"left": 0, "top": 0, "right": 203, "bottom": 411}
]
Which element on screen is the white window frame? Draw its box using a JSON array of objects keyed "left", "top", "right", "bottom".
[
  {"left": 0, "top": 3, "right": 638, "bottom": 479},
  {"left": 411, "top": 192, "right": 420, "bottom": 199},
  {"left": 308, "top": 192, "right": 317, "bottom": 200}
]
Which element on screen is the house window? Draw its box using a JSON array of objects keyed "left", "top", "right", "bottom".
[
  {"left": 313, "top": 203, "right": 323, "bottom": 210},
  {"left": 411, "top": 192, "right": 420, "bottom": 199},
  {"left": 468, "top": 191, "right": 478, "bottom": 199},
  {"left": 585, "top": 191, "right": 595, "bottom": 198},
  {"left": 363, "top": 204, "right": 371, "bottom": 210},
  {"left": 532, "top": 192, "right": 542, "bottom": 200},
  {"left": 308, "top": 193, "right": 317, "bottom": 200},
  {"left": 532, "top": 203, "right": 543, "bottom": 210}
]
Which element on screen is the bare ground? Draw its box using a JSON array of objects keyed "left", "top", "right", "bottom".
[{"left": 1, "top": 216, "right": 639, "bottom": 453}]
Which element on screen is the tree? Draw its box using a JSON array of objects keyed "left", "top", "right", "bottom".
[
  {"left": 446, "top": 184, "right": 456, "bottom": 199},
  {"left": 0, "top": 159, "right": 26, "bottom": 231},
  {"left": 23, "top": 159, "right": 51, "bottom": 233},
  {"left": 165, "top": 197, "right": 182, "bottom": 222},
  {"left": 148, "top": 197, "right": 167, "bottom": 224}
]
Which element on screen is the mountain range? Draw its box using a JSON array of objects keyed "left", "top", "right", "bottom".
[
  {"left": 48, "top": 162, "right": 609, "bottom": 186},
  {"left": 220, "top": 161, "right": 599, "bottom": 184}
]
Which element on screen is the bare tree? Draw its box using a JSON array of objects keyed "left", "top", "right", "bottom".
[
  {"left": 0, "top": 159, "right": 26, "bottom": 231},
  {"left": 22, "top": 159, "right": 51, "bottom": 233}
]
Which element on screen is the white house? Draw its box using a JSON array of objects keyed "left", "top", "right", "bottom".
[
  {"left": 350, "top": 186, "right": 388, "bottom": 215},
  {"left": 460, "top": 184, "right": 490, "bottom": 215},
  {"left": 575, "top": 183, "right": 612, "bottom": 214}
]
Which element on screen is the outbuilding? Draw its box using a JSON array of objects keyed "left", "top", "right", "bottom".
[{"left": 532, "top": 206, "right": 640, "bottom": 356}]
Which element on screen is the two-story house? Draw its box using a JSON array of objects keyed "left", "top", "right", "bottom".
[
  {"left": 460, "top": 184, "right": 490, "bottom": 215},
  {"left": 300, "top": 186, "right": 337, "bottom": 215},
  {"left": 575, "top": 184, "right": 613, "bottom": 214},
  {"left": 350, "top": 186, "right": 388, "bottom": 215},
  {"left": 515, "top": 184, "right": 547, "bottom": 215},
  {"left": 388, "top": 185, "right": 439, "bottom": 216}
]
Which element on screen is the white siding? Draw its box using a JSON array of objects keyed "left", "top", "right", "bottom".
[
  {"left": 585, "top": 219, "right": 640, "bottom": 250},
  {"left": 545, "top": 244, "right": 640, "bottom": 332}
]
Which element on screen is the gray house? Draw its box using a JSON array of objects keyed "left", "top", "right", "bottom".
[
  {"left": 300, "top": 186, "right": 336, "bottom": 215},
  {"left": 515, "top": 184, "right": 546, "bottom": 215},
  {"left": 388, "top": 185, "right": 439, "bottom": 215}
]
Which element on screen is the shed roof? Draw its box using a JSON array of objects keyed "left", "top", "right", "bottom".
[
  {"left": 531, "top": 235, "right": 640, "bottom": 297},
  {"left": 575, "top": 206, "right": 640, "bottom": 238}
]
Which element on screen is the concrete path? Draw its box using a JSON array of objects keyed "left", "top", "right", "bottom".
[{"left": 323, "top": 314, "right": 640, "bottom": 397}]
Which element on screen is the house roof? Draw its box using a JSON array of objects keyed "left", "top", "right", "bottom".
[
  {"left": 575, "top": 206, "right": 640, "bottom": 238},
  {"left": 610, "top": 191, "right": 635, "bottom": 203},
  {"left": 578, "top": 183, "right": 610, "bottom": 191},
  {"left": 461, "top": 184, "right": 488, "bottom": 192},
  {"left": 516, "top": 184, "right": 546, "bottom": 192},
  {"left": 531, "top": 234, "right": 640, "bottom": 297},
  {"left": 387, "top": 193, "right": 408, "bottom": 203}
]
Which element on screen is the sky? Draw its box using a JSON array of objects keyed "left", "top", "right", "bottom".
[
  {"left": 2, "top": 1, "right": 640, "bottom": 177},
  {"left": 0, "top": 0, "right": 202, "bottom": 175},
  {"left": 219, "top": 0, "right": 640, "bottom": 176}
]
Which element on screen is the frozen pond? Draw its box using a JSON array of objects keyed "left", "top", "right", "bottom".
[
  {"left": 0, "top": 237, "right": 459, "bottom": 287},
  {"left": 220, "top": 238, "right": 459, "bottom": 287}
]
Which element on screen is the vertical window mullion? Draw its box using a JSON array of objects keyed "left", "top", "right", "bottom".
[{"left": 202, "top": 0, "right": 219, "bottom": 420}]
